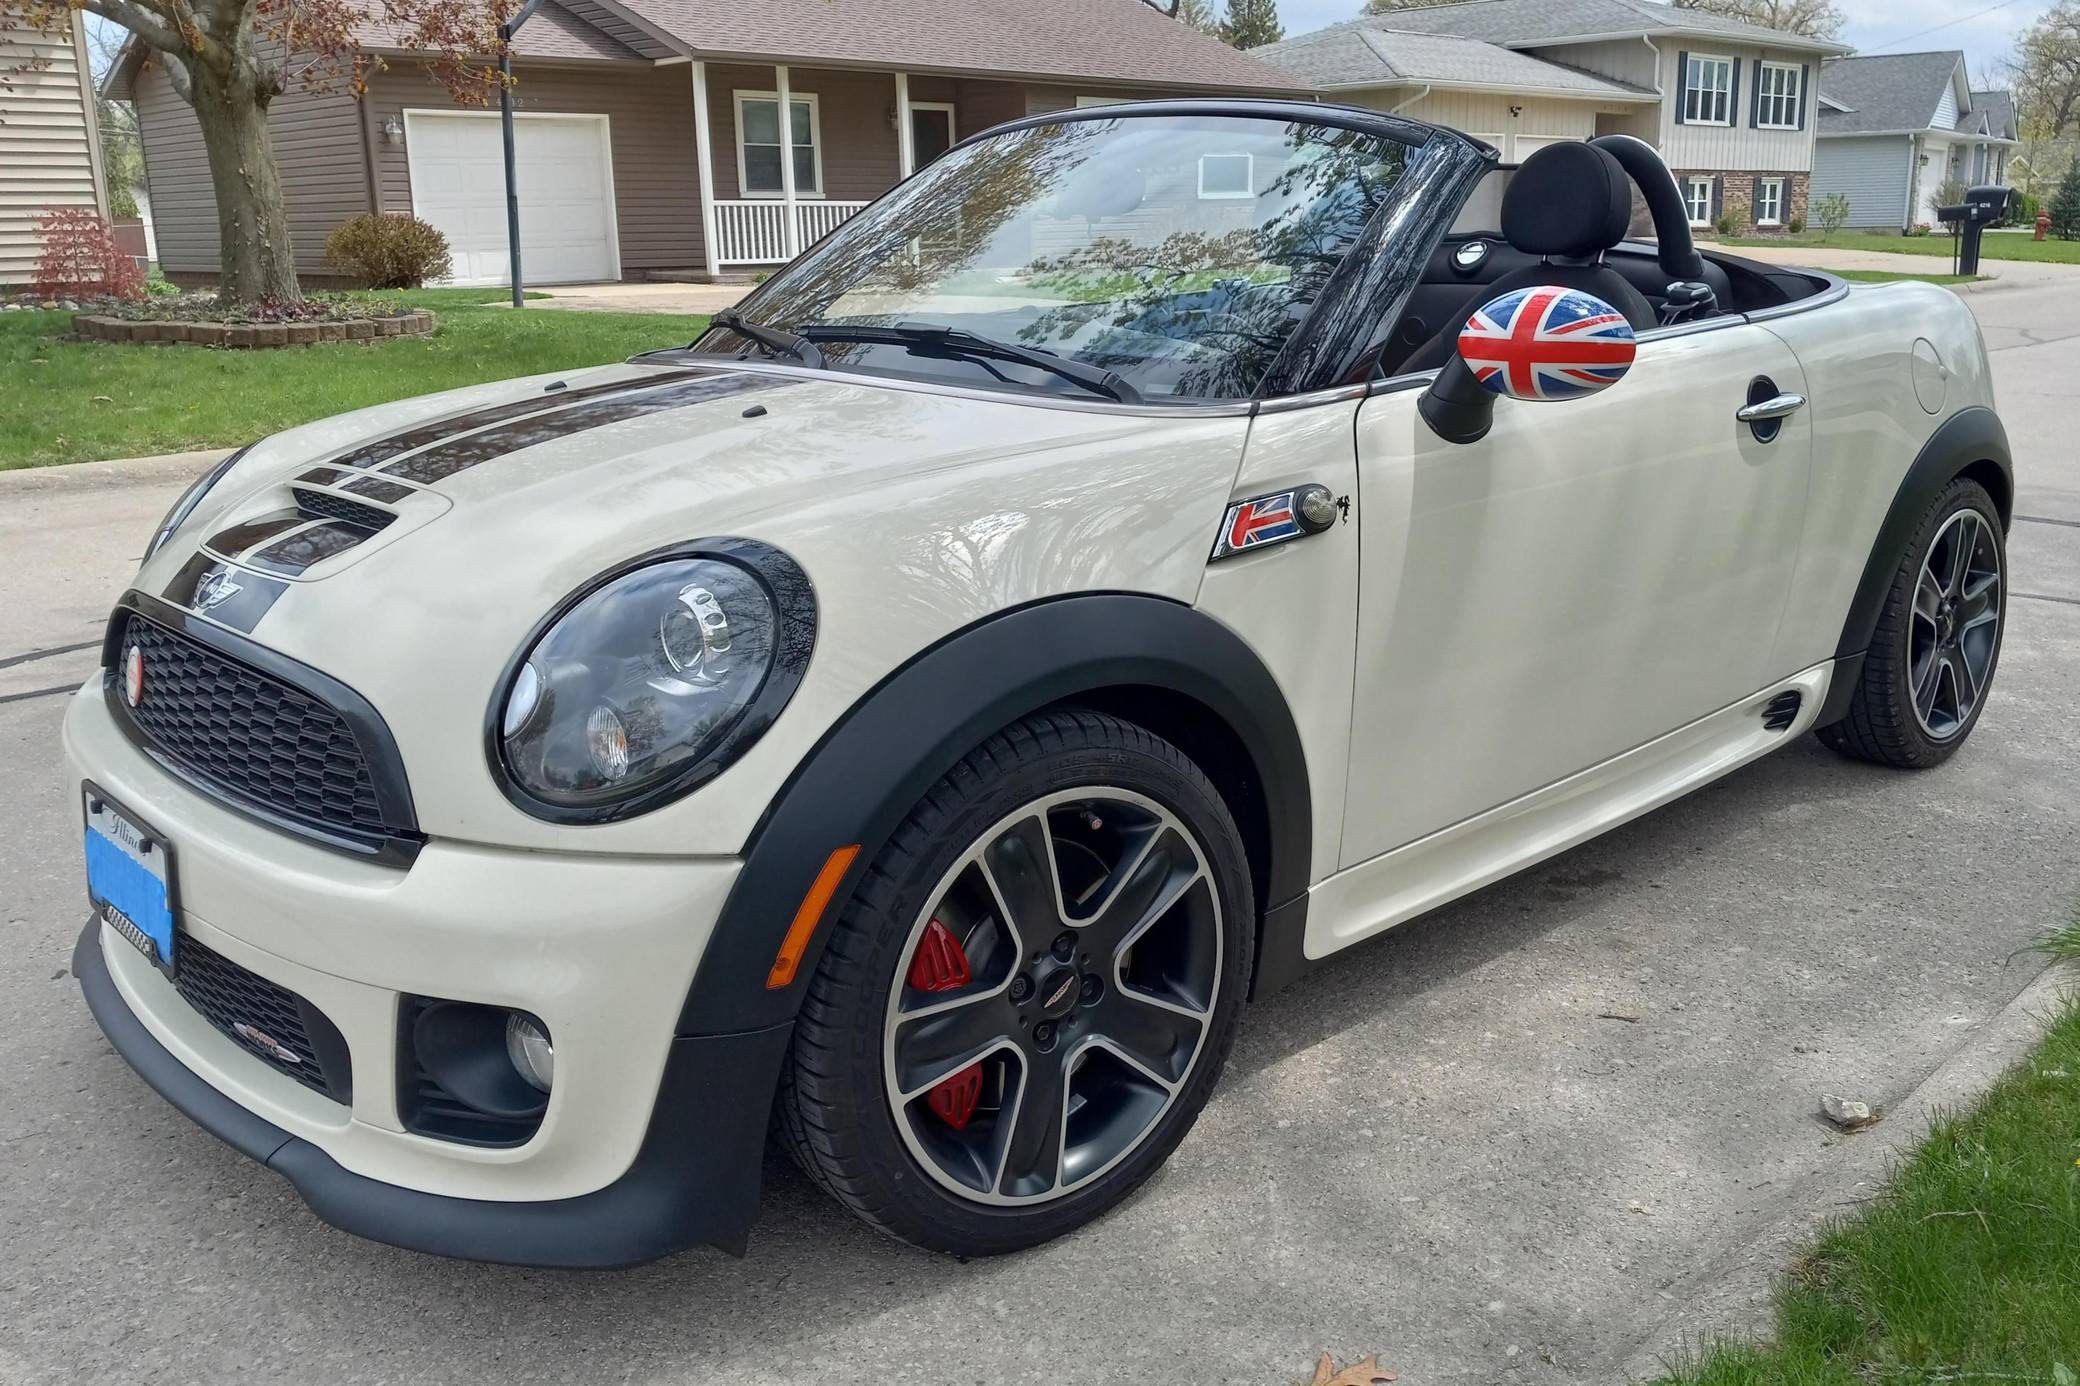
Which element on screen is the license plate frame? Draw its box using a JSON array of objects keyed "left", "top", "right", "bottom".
[{"left": 82, "top": 782, "right": 179, "bottom": 977}]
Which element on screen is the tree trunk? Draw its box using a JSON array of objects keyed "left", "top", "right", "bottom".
[{"left": 187, "top": 60, "right": 301, "bottom": 304}]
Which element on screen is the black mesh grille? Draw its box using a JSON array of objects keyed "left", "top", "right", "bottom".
[
  {"left": 293, "top": 487, "right": 395, "bottom": 533},
  {"left": 173, "top": 933, "right": 350, "bottom": 1101},
  {"left": 116, "top": 613, "right": 389, "bottom": 842}
]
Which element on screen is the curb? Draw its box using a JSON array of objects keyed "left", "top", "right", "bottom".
[
  {"left": 1618, "top": 961, "right": 2077, "bottom": 1383},
  {"left": 0, "top": 448, "right": 230, "bottom": 498}
]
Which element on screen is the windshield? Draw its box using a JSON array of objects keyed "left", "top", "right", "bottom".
[{"left": 700, "top": 112, "right": 1415, "bottom": 403}]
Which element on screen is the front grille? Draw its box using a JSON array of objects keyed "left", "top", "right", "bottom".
[
  {"left": 115, "top": 613, "right": 389, "bottom": 843},
  {"left": 173, "top": 932, "right": 352, "bottom": 1102},
  {"left": 292, "top": 487, "right": 395, "bottom": 533}
]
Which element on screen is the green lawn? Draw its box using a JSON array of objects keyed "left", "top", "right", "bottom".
[
  {"left": 0, "top": 288, "right": 708, "bottom": 470},
  {"left": 1658, "top": 950, "right": 2080, "bottom": 1384},
  {"left": 1716, "top": 230, "right": 2080, "bottom": 264},
  {"left": 1834, "top": 269, "right": 1985, "bottom": 286}
]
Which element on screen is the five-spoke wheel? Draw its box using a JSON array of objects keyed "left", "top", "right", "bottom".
[
  {"left": 777, "top": 710, "right": 1252, "bottom": 1255},
  {"left": 883, "top": 789, "right": 1222, "bottom": 1205}
]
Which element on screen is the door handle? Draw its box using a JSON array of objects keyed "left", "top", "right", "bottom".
[{"left": 1736, "top": 392, "right": 1807, "bottom": 423}]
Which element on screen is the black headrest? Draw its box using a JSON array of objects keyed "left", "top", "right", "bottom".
[{"left": 1502, "top": 143, "right": 1633, "bottom": 257}]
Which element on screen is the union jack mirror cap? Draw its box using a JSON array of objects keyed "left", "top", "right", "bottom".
[{"left": 1457, "top": 285, "right": 1637, "bottom": 403}]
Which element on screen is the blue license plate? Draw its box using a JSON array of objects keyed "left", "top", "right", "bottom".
[{"left": 83, "top": 786, "right": 177, "bottom": 973}]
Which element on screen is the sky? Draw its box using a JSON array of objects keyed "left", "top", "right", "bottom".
[{"left": 1271, "top": 0, "right": 2056, "bottom": 82}]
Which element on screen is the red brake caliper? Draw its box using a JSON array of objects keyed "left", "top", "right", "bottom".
[{"left": 908, "top": 919, "right": 983, "bottom": 1130}]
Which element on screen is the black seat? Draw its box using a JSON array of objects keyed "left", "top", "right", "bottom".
[{"left": 1402, "top": 143, "right": 1659, "bottom": 374}]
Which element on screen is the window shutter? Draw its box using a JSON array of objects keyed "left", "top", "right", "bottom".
[
  {"left": 1712, "top": 176, "right": 1724, "bottom": 222},
  {"left": 1728, "top": 58, "right": 1741, "bottom": 126},
  {"left": 1675, "top": 50, "right": 1689, "bottom": 124},
  {"left": 1797, "top": 64, "right": 1810, "bottom": 130},
  {"left": 1749, "top": 61, "right": 1762, "bottom": 128}
]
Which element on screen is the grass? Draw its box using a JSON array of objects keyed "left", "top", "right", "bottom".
[
  {"left": 0, "top": 288, "right": 708, "bottom": 469},
  {"left": 1715, "top": 230, "right": 2080, "bottom": 265},
  {"left": 1834, "top": 270, "right": 1986, "bottom": 286},
  {"left": 1656, "top": 933, "right": 2080, "bottom": 1386}
]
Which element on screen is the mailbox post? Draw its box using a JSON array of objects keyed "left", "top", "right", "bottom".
[{"left": 1935, "top": 185, "right": 2013, "bottom": 276}]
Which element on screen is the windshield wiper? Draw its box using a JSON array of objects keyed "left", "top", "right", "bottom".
[
  {"left": 709, "top": 310, "right": 825, "bottom": 369},
  {"left": 795, "top": 321, "right": 1141, "bottom": 404}
]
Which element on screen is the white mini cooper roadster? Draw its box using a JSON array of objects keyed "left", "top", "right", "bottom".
[{"left": 70, "top": 100, "right": 2011, "bottom": 1265}]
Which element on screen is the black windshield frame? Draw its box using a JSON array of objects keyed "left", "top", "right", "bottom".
[{"left": 670, "top": 100, "right": 1494, "bottom": 405}]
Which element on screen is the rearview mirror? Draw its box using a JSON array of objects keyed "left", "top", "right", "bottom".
[{"left": 1419, "top": 286, "right": 1638, "bottom": 445}]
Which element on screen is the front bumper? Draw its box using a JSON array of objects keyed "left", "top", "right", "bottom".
[
  {"left": 75, "top": 919, "right": 790, "bottom": 1266},
  {"left": 65, "top": 684, "right": 783, "bottom": 1266}
]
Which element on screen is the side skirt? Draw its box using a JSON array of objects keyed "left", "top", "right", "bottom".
[{"left": 1302, "top": 661, "right": 1837, "bottom": 960}]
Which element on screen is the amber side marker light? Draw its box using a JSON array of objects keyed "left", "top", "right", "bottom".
[{"left": 766, "top": 844, "right": 861, "bottom": 989}]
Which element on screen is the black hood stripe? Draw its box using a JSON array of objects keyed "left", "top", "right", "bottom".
[
  {"left": 319, "top": 367, "right": 713, "bottom": 473},
  {"left": 377, "top": 372, "right": 788, "bottom": 486}
]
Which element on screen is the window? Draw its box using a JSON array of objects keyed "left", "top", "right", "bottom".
[
  {"left": 1198, "top": 153, "right": 1254, "bottom": 199},
  {"left": 1686, "top": 175, "right": 1714, "bottom": 227},
  {"left": 734, "top": 92, "right": 821, "bottom": 198},
  {"left": 1683, "top": 54, "right": 1733, "bottom": 125},
  {"left": 1755, "top": 176, "right": 1783, "bottom": 226},
  {"left": 1756, "top": 61, "right": 1802, "bottom": 129}
]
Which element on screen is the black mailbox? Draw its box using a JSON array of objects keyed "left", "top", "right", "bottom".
[{"left": 1935, "top": 185, "right": 2014, "bottom": 275}]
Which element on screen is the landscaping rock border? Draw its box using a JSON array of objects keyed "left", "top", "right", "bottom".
[{"left": 70, "top": 310, "right": 436, "bottom": 348}]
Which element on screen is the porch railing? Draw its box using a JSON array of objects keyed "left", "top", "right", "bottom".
[{"left": 713, "top": 199, "right": 872, "bottom": 266}]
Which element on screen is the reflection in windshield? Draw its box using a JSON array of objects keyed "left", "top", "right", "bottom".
[{"left": 708, "top": 114, "right": 1412, "bottom": 402}]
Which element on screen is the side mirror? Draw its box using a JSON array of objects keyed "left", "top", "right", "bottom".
[{"left": 1419, "top": 286, "right": 1638, "bottom": 444}]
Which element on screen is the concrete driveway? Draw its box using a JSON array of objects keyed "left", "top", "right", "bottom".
[{"left": 1, "top": 282, "right": 2076, "bottom": 1386}]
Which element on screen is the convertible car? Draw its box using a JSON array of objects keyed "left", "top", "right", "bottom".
[{"left": 68, "top": 100, "right": 2010, "bottom": 1265}]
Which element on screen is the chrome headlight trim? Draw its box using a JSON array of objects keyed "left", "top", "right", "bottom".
[
  {"left": 144, "top": 443, "right": 255, "bottom": 562},
  {"left": 486, "top": 538, "right": 816, "bottom": 824}
]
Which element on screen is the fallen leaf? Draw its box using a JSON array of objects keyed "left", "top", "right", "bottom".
[
  {"left": 90, "top": 395, "right": 113, "bottom": 403},
  {"left": 1309, "top": 1352, "right": 1397, "bottom": 1386}
]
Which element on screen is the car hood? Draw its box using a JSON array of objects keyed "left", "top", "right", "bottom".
[{"left": 132, "top": 360, "right": 1255, "bottom": 853}]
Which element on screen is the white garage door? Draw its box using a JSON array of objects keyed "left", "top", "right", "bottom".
[
  {"left": 1510, "top": 135, "right": 1577, "bottom": 163},
  {"left": 404, "top": 112, "right": 618, "bottom": 287}
]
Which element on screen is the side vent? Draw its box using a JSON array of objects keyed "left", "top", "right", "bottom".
[
  {"left": 1761, "top": 690, "right": 1802, "bottom": 732},
  {"left": 292, "top": 486, "right": 396, "bottom": 534}
]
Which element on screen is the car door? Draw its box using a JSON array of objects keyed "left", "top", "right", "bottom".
[{"left": 1337, "top": 320, "right": 1813, "bottom": 868}]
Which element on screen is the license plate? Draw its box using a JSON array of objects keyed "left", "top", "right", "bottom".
[{"left": 83, "top": 785, "right": 178, "bottom": 974}]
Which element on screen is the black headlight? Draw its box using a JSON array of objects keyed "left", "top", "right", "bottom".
[
  {"left": 145, "top": 443, "right": 254, "bottom": 561},
  {"left": 490, "top": 540, "right": 815, "bottom": 822}
]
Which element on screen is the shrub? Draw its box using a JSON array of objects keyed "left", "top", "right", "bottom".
[
  {"left": 2051, "top": 166, "right": 2080, "bottom": 240},
  {"left": 33, "top": 207, "right": 147, "bottom": 301},
  {"left": 1813, "top": 192, "right": 1851, "bottom": 239},
  {"left": 1787, "top": 213, "right": 1806, "bottom": 235},
  {"left": 1933, "top": 177, "right": 1969, "bottom": 211},
  {"left": 1714, "top": 211, "right": 1738, "bottom": 237},
  {"left": 322, "top": 213, "right": 452, "bottom": 289}
]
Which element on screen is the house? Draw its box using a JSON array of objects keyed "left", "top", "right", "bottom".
[
  {"left": 1256, "top": 0, "right": 1849, "bottom": 234},
  {"left": 1, "top": 7, "right": 110, "bottom": 286},
  {"left": 104, "top": 0, "right": 1303, "bottom": 287},
  {"left": 1811, "top": 52, "right": 2017, "bottom": 230}
]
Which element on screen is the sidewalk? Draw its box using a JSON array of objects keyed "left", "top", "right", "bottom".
[
  {"left": 532, "top": 281, "right": 746, "bottom": 315},
  {"left": 1708, "top": 239, "right": 2080, "bottom": 290}
]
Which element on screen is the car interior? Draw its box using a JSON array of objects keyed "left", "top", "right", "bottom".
[{"left": 1376, "top": 136, "right": 1838, "bottom": 379}]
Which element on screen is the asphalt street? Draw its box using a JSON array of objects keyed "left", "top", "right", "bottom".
[{"left": 1, "top": 279, "right": 2076, "bottom": 1386}]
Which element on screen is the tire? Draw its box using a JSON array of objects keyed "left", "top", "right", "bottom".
[
  {"left": 1820, "top": 477, "right": 2006, "bottom": 768},
  {"left": 776, "top": 709, "right": 1255, "bottom": 1255}
]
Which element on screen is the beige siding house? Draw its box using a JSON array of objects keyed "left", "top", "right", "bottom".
[
  {"left": 1257, "top": 0, "right": 1848, "bottom": 235},
  {"left": 1, "top": 8, "right": 109, "bottom": 286},
  {"left": 109, "top": 0, "right": 1302, "bottom": 288}
]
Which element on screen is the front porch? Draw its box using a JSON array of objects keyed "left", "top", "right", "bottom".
[{"left": 677, "top": 62, "right": 1044, "bottom": 274}]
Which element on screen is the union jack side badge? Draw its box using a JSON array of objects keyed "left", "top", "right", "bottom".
[{"left": 1210, "top": 483, "right": 1340, "bottom": 562}]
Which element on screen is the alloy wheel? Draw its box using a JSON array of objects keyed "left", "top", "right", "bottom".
[
  {"left": 1909, "top": 507, "right": 2001, "bottom": 740},
  {"left": 881, "top": 788, "right": 1223, "bottom": 1206}
]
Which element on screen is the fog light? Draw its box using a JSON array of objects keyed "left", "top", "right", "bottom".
[{"left": 506, "top": 1012, "right": 554, "bottom": 1093}]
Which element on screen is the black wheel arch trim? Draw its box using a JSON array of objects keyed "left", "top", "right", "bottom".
[
  {"left": 1820, "top": 406, "right": 2012, "bottom": 725},
  {"left": 74, "top": 917, "right": 780, "bottom": 1267},
  {"left": 678, "top": 592, "right": 1315, "bottom": 1036}
]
